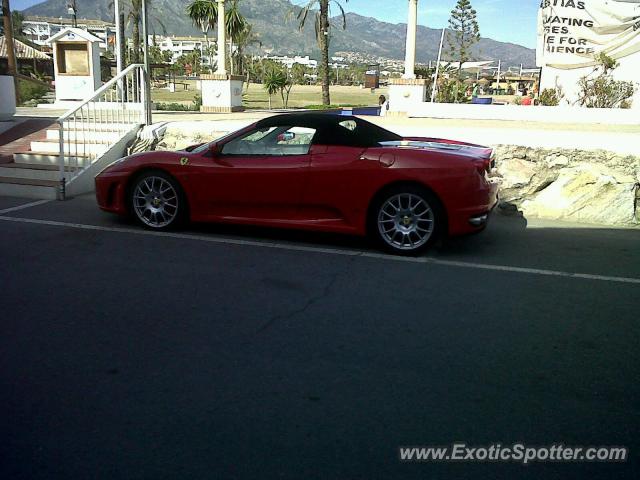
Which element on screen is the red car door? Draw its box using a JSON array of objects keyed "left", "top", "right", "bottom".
[
  {"left": 301, "top": 119, "right": 383, "bottom": 231},
  {"left": 192, "top": 125, "right": 316, "bottom": 222}
]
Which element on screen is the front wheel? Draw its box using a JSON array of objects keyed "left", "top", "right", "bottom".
[
  {"left": 130, "top": 171, "right": 185, "bottom": 230},
  {"left": 370, "top": 187, "right": 442, "bottom": 255}
]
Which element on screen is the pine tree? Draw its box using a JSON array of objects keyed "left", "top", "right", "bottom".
[{"left": 446, "top": 0, "right": 480, "bottom": 91}]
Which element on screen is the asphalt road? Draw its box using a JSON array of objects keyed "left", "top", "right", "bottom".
[{"left": 0, "top": 194, "right": 639, "bottom": 480}]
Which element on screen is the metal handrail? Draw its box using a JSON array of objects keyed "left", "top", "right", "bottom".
[
  {"left": 58, "top": 63, "right": 145, "bottom": 123},
  {"left": 57, "top": 64, "right": 150, "bottom": 200}
]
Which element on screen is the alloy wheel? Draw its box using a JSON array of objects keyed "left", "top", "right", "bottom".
[
  {"left": 377, "top": 193, "right": 434, "bottom": 251},
  {"left": 132, "top": 176, "right": 179, "bottom": 228}
]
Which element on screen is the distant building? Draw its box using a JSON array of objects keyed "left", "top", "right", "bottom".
[
  {"left": 22, "top": 16, "right": 114, "bottom": 52},
  {"left": 150, "top": 36, "right": 213, "bottom": 66},
  {"left": 266, "top": 55, "right": 318, "bottom": 69}
]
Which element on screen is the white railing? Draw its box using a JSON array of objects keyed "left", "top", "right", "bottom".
[{"left": 57, "top": 64, "right": 149, "bottom": 199}]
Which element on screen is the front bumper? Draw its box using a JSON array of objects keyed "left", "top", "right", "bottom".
[{"left": 95, "top": 172, "right": 128, "bottom": 215}]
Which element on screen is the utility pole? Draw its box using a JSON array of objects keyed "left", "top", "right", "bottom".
[
  {"left": 216, "top": 0, "right": 227, "bottom": 75},
  {"left": 141, "top": 0, "right": 152, "bottom": 125},
  {"left": 430, "top": 28, "right": 445, "bottom": 103},
  {"left": 67, "top": 0, "right": 78, "bottom": 28},
  {"left": 114, "top": 0, "right": 123, "bottom": 75},
  {"left": 402, "top": 0, "right": 419, "bottom": 79},
  {"left": 2, "top": 0, "right": 20, "bottom": 104}
]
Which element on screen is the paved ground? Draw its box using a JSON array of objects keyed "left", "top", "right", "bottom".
[{"left": 0, "top": 194, "right": 639, "bottom": 480}]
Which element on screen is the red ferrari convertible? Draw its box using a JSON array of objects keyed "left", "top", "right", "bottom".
[{"left": 96, "top": 113, "right": 498, "bottom": 254}]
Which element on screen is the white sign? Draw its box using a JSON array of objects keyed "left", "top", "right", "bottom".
[{"left": 537, "top": 0, "right": 640, "bottom": 69}]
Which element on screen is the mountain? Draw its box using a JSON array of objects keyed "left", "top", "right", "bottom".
[{"left": 23, "top": 0, "right": 535, "bottom": 66}]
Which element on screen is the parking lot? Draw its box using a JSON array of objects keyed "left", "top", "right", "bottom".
[{"left": 1, "top": 194, "right": 639, "bottom": 479}]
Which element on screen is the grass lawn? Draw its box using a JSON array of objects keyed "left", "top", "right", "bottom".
[
  {"left": 151, "top": 82, "right": 389, "bottom": 109},
  {"left": 243, "top": 83, "right": 389, "bottom": 109}
]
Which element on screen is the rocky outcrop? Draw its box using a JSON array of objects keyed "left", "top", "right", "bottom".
[{"left": 493, "top": 146, "right": 640, "bottom": 226}]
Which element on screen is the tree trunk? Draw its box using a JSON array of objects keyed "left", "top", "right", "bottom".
[
  {"left": 2, "top": 0, "right": 20, "bottom": 104},
  {"left": 203, "top": 31, "right": 209, "bottom": 71},
  {"left": 132, "top": 15, "right": 140, "bottom": 64},
  {"left": 319, "top": 0, "right": 330, "bottom": 106},
  {"left": 119, "top": 12, "right": 126, "bottom": 66}
]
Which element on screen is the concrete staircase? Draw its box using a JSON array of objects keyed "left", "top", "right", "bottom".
[
  {"left": 0, "top": 121, "right": 144, "bottom": 200},
  {"left": 0, "top": 124, "right": 115, "bottom": 200},
  {"left": 0, "top": 64, "right": 149, "bottom": 200}
]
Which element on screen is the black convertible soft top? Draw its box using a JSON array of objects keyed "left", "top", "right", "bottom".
[{"left": 254, "top": 113, "right": 402, "bottom": 148}]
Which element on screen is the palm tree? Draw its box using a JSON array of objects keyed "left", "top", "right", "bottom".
[
  {"left": 233, "top": 23, "right": 261, "bottom": 77},
  {"left": 225, "top": 0, "right": 247, "bottom": 75},
  {"left": 127, "top": 0, "right": 144, "bottom": 63},
  {"left": 186, "top": 0, "right": 218, "bottom": 69},
  {"left": 293, "top": 0, "right": 349, "bottom": 106},
  {"left": 108, "top": 0, "right": 166, "bottom": 64},
  {"left": 263, "top": 68, "right": 286, "bottom": 109},
  {"left": 187, "top": 0, "right": 248, "bottom": 74}
]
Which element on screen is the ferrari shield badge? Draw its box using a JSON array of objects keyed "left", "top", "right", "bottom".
[{"left": 180, "top": 157, "right": 189, "bottom": 166}]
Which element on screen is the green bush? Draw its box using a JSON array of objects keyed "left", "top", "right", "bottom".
[
  {"left": 192, "top": 93, "right": 202, "bottom": 111},
  {"left": 577, "top": 53, "right": 635, "bottom": 108},
  {"left": 155, "top": 101, "right": 200, "bottom": 112},
  {"left": 18, "top": 78, "right": 49, "bottom": 105},
  {"left": 302, "top": 104, "right": 369, "bottom": 110},
  {"left": 539, "top": 88, "right": 561, "bottom": 106}
]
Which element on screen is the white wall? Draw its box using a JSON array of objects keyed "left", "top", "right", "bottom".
[
  {"left": 0, "top": 76, "right": 16, "bottom": 120},
  {"left": 408, "top": 102, "right": 640, "bottom": 125},
  {"left": 201, "top": 77, "right": 244, "bottom": 112}
]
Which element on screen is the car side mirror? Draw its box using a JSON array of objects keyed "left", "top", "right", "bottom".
[
  {"left": 209, "top": 143, "right": 222, "bottom": 155},
  {"left": 277, "top": 132, "right": 295, "bottom": 142},
  {"left": 184, "top": 142, "right": 204, "bottom": 152}
]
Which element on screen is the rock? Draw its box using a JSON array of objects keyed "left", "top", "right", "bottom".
[
  {"left": 545, "top": 154, "right": 569, "bottom": 168},
  {"left": 491, "top": 144, "right": 640, "bottom": 226},
  {"left": 497, "top": 201, "right": 521, "bottom": 216},
  {"left": 521, "top": 164, "right": 638, "bottom": 225},
  {"left": 495, "top": 158, "right": 538, "bottom": 202}
]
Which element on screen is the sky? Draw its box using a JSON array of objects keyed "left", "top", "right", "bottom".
[{"left": 11, "top": 0, "right": 539, "bottom": 48}]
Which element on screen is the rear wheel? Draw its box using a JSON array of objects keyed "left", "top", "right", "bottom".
[
  {"left": 130, "top": 171, "right": 184, "bottom": 230},
  {"left": 370, "top": 186, "right": 442, "bottom": 255}
]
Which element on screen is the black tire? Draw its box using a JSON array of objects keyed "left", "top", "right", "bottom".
[
  {"left": 368, "top": 185, "right": 444, "bottom": 255},
  {"left": 129, "top": 170, "right": 186, "bottom": 230}
]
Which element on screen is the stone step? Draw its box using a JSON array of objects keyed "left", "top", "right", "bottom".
[
  {"left": 13, "top": 151, "right": 92, "bottom": 167},
  {"left": 45, "top": 128, "right": 124, "bottom": 143},
  {"left": 0, "top": 163, "right": 76, "bottom": 181},
  {"left": 30, "top": 140, "right": 109, "bottom": 156},
  {"left": 54, "top": 122, "right": 136, "bottom": 131},
  {"left": 0, "top": 176, "right": 58, "bottom": 200}
]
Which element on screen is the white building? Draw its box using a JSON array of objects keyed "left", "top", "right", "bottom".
[
  {"left": 151, "top": 36, "right": 213, "bottom": 66},
  {"left": 266, "top": 55, "right": 318, "bottom": 69},
  {"left": 22, "top": 16, "right": 113, "bottom": 52}
]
